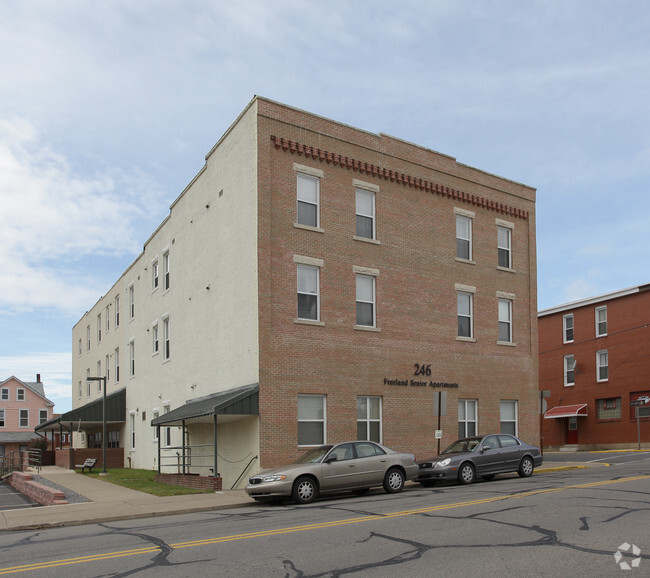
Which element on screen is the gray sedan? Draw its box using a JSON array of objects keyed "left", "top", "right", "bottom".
[
  {"left": 416, "top": 434, "right": 543, "bottom": 486},
  {"left": 246, "top": 441, "right": 418, "bottom": 504}
]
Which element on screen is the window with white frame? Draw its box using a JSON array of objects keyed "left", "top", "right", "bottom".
[
  {"left": 163, "top": 251, "right": 170, "bottom": 290},
  {"left": 297, "top": 264, "right": 319, "bottom": 321},
  {"left": 152, "top": 324, "right": 159, "bottom": 354},
  {"left": 500, "top": 400, "right": 518, "bottom": 435},
  {"left": 78, "top": 381, "right": 82, "bottom": 398},
  {"left": 458, "top": 399, "right": 477, "bottom": 438},
  {"left": 298, "top": 395, "right": 326, "bottom": 446},
  {"left": 40, "top": 409, "right": 48, "bottom": 424},
  {"left": 97, "top": 313, "right": 102, "bottom": 342},
  {"left": 498, "top": 298, "right": 513, "bottom": 343},
  {"left": 297, "top": 173, "right": 320, "bottom": 228},
  {"left": 96, "top": 362, "right": 101, "bottom": 389},
  {"left": 87, "top": 325, "right": 91, "bottom": 351},
  {"left": 163, "top": 317, "right": 170, "bottom": 360},
  {"left": 130, "top": 412, "right": 136, "bottom": 449},
  {"left": 129, "top": 340, "right": 135, "bottom": 377},
  {"left": 357, "top": 396, "right": 382, "bottom": 442},
  {"left": 115, "top": 347, "right": 120, "bottom": 382},
  {"left": 1, "top": 388, "right": 8, "bottom": 401},
  {"left": 564, "top": 355, "right": 575, "bottom": 386},
  {"left": 86, "top": 369, "right": 90, "bottom": 396},
  {"left": 456, "top": 214, "right": 473, "bottom": 260},
  {"left": 497, "top": 224, "right": 512, "bottom": 268},
  {"left": 78, "top": 338, "right": 82, "bottom": 355},
  {"left": 457, "top": 291, "right": 473, "bottom": 339},
  {"left": 0, "top": 409, "right": 5, "bottom": 427},
  {"left": 106, "top": 305, "right": 110, "bottom": 332},
  {"left": 106, "top": 354, "right": 110, "bottom": 382},
  {"left": 152, "top": 260, "right": 159, "bottom": 290},
  {"left": 595, "top": 306, "right": 607, "bottom": 337},
  {"left": 163, "top": 404, "right": 171, "bottom": 446},
  {"left": 356, "top": 274, "right": 376, "bottom": 327},
  {"left": 597, "top": 397, "right": 621, "bottom": 419},
  {"left": 597, "top": 350, "right": 609, "bottom": 382},
  {"left": 563, "top": 313, "right": 574, "bottom": 343},
  {"left": 152, "top": 411, "right": 159, "bottom": 441},
  {"left": 115, "top": 295, "right": 120, "bottom": 327},
  {"left": 129, "top": 285, "right": 135, "bottom": 319},
  {"left": 17, "top": 388, "right": 25, "bottom": 401},
  {"left": 355, "top": 189, "right": 375, "bottom": 239},
  {"left": 19, "top": 409, "right": 29, "bottom": 427}
]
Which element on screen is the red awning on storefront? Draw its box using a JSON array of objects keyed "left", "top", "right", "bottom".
[{"left": 544, "top": 404, "right": 588, "bottom": 419}]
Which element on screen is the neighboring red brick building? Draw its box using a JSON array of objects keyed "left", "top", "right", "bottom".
[{"left": 539, "top": 285, "right": 650, "bottom": 450}]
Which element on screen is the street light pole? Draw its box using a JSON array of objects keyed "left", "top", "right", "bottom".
[{"left": 87, "top": 376, "right": 107, "bottom": 474}]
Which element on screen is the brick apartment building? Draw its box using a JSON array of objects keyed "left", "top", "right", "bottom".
[
  {"left": 539, "top": 284, "right": 650, "bottom": 450},
  {"left": 60, "top": 97, "right": 538, "bottom": 488}
]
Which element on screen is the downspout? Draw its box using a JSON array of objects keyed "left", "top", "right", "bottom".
[
  {"left": 213, "top": 413, "right": 218, "bottom": 478},
  {"left": 182, "top": 419, "right": 186, "bottom": 474},
  {"left": 157, "top": 425, "right": 161, "bottom": 473}
]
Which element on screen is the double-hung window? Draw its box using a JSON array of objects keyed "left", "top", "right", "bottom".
[
  {"left": 356, "top": 273, "right": 376, "bottom": 328},
  {"left": 87, "top": 325, "right": 91, "bottom": 351},
  {"left": 19, "top": 409, "right": 29, "bottom": 428},
  {"left": 357, "top": 396, "right": 382, "bottom": 442},
  {"left": 500, "top": 401, "right": 517, "bottom": 436},
  {"left": 152, "top": 324, "right": 159, "bottom": 354},
  {"left": 595, "top": 306, "right": 607, "bottom": 337},
  {"left": 114, "top": 347, "right": 120, "bottom": 382},
  {"left": 355, "top": 188, "right": 375, "bottom": 239},
  {"left": 298, "top": 395, "right": 326, "bottom": 446},
  {"left": 456, "top": 211, "right": 473, "bottom": 261},
  {"left": 563, "top": 313, "right": 574, "bottom": 343},
  {"left": 105, "top": 354, "right": 110, "bottom": 381},
  {"left": 152, "top": 260, "right": 159, "bottom": 290},
  {"left": 1, "top": 388, "right": 8, "bottom": 401},
  {"left": 564, "top": 355, "right": 575, "bottom": 386},
  {"left": 163, "top": 316, "right": 170, "bottom": 360},
  {"left": 458, "top": 399, "right": 477, "bottom": 437},
  {"left": 129, "top": 285, "right": 135, "bottom": 319},
  {"left": 39, "top": 409, "right": 48, "bottom": 424},
  {"left": 456, "top": 286, "right": 475, "bottom": 339},
  {"left": 498, "top": 297, "right": 513, "bottom": 343},
  {"left": 597, "top": 350, "right": 609, "bottom": 382},
  {"left": 115, "top": 295, "right": 120, "bottom": 327},
  {"left": 297, "top": 173, "right": 320, "bottom": 228},
  {"left": 129, "top": 340, "right": 135, "bottom": 377},
  {"left": 163, "top": 252, "right": 170, "bottom": 291},
  {"left": 297, "top": 264, "right": 319, "bottom": 321},
  {"left": 17, "top": 388, "right": 25, "bottom": 401},
  {"left": 497, "top": 222, "right": 513, "bottom": 269},
  {"left": 97, "top": 314, "right": 101, "bottom": 342},
  {"left": 0, "top": 409, "right": 5, "bottom": 427}
]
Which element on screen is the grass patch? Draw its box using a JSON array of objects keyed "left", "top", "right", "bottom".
[{"left": 84, "top": 468, "right": 213, "bottom": 496}]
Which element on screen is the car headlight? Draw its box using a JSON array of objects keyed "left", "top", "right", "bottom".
[
  {"left": 434, "top": 458, "right": 451, "bottom": 468},
  {"left": 261, "top": 474, "right": 287, "bottom": 483}
]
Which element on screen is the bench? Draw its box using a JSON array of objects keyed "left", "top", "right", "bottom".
[{"left": 75, "top": 458, "right": 98, "bottom": 473}]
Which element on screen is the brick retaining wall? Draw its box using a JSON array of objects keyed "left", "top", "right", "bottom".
[
  {"left": 155, "top": 473, "right": 222, "bottom": 491},
  {"left": 9, "top": 472, "right": 69, "bottom": 506}
]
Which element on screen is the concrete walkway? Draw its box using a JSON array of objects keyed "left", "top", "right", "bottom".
[{"left": 0, "top": 459, "right": 604, "bottom": 532}]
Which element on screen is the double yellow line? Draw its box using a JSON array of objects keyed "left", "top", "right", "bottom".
[{"left": 2, "top": 474, "right": 648, "bottom": 575}]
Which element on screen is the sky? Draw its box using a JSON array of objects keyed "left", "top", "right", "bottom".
[{"left": 1, "top": 1, "right": 649, "bottom": 413}]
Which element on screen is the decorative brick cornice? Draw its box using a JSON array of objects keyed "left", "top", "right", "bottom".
[{"left": 271, "top": 135, "right": 528, "bottom": 220}]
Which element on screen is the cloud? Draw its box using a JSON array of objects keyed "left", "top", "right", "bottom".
[{"left": 0, "top": 118, "right": 165, "bottom": 314}]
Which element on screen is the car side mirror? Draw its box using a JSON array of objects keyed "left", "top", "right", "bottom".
[
  {"left": 482, "top": 445, "right": 492, "bottom": 452},
  {"left": 324, "top": 455, "right": 338, "bottom": 463}
]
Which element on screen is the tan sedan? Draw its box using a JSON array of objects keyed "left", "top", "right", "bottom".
[{"left": 246, "top": 441, "right": 418, "bottom": 504}]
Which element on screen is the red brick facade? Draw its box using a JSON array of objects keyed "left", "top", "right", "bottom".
[
  {"left": 539, "top": 285, "right": 650, "bottom": 449},
  {"left": 255, "top": 100, "right": 538, "bottom": 467}
]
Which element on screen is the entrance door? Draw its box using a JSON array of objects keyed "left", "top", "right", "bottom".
[{"left": 566, "top": 416, "right": 578, "bottom": 444}]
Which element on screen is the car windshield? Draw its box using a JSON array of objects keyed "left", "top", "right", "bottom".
[
  {"left": 441, "top": 439, "right": 481, "bottom": 454},
  {"left": 294, "top": 445, "right": 333, "bottom": 464}
]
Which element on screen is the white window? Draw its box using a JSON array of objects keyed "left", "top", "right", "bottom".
[
  {"left": 152, "top": 324, "right": 159, "bottom": 354},
  {"left": 597, "top": 350, "right": 609, "bottom": 382},
  {"left": 153, "top": 411, "right": 159, "bottom": 441},
  {"left": 96, "top": 362, "right": 101, "bottom": 389},
  {"left": 115, "top": 347, "right": 120, "bottom": 382},
  {"left": 163, "top": 251, "right": 170, "bottom": 291},
  {"left": 129, "top": 340, "right": 135, "bottom": 377},
  {"left": 498, "top": 298, "right": 513, "bottom": 343},
  {"left": 458, "top": 399, "right": 477, "bottom": 437},
  {"left": 19, "top": 409, "right": 29, "bottom": 428},
  {"left": 17, "top": 388, "right": 25, "bottom": 401},
  {"left": 563, "top": 314, "right": 574, "bottom": 343},
  {"left": 356, "top": 274, "right": 376, "bottom": 327},
  {"left": 457, "top": 292, "right": 473, "bottom": 338},
  {"left": 500, "top": 400, "right": 518, "bottom": 436},
  {"left": 497, "top": 225, "right": 512, "bottom": 268},
  {"left": 115, "top": 295, "right": 120, "bottom": 327},
  {"left": 86, "top": 369, "right": 91, "bottom": 396},
  {"left": 152, "top": 260, "right": 159, "bottom": 290},
  {"left": 297, "top": 173, "right": 320, "bottom": 228},
  {"left": 1, "top": 388, "right": 8, "bottom": 401},
  {"left": 129, "top": 285, "right": 135, "bottom": 319},
  {"left": 456, "top": 215, "right": 472, "bottom": 260},
  {"left": 595, "top": 306, "right": 607, "bottom": 337},
  {"left": 163, "top": 317, "right": 170, "bottom": 360},
  {"left": 87, "top": 325, "right": 91, "bottom": 351},
  {"left": 564, "top": 355, "right": 575, "bottom": 386},
  {"left": 297, "top": 264, "right": 319, "bottom": 321},
  {"left": 106, "top": 355, "right": 110, "bottom": 382},
  {"left": 355, "top": 189, "right": 375, "bottom": 239},
  {"left": 0, "top": 409, "right": 5, "bottom": 427},
  {"left": 357, "top": 396, "right": 382, "bottom": 442},
  {"left": 106, "top": 305, "right": 110, "bottom": 332},
  {"left": 298, "top": 395, "right": 326, "bottom": 446},
  {"left": 163, "top": 404, "right": 171, "bottom": 447},
  {"left": 97, "top": 313, "right": 102, "bottom": 342},
  {"left": 39, "top": 409, "right": 48, "bottom": 425},
  {"left": 130, "top": 412, "right": 136, "bottom": 450},
  {"left": 78, "top": 381, "right": 82, "bottom": 398},
  {"left": 78, "top": 338, "right": 82, "bottom": 355}
]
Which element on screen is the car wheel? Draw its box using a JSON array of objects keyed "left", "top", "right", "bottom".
[
  {"left": 420, "top": 480, "right": 437, "bottom": 488},
  {"left": 518, "top": 456, "right": 534, "bottom": 478},
  {"left": 383, "top": 468, "right": 405, "bottom": 493},
  {"left": 292, "top": 476, "right": 318, "bottom": 504},
  {"left": 458, "top": 462, "right": 476, "bottom": 485},
  {"left": 481, "top": 474, "right": 495, "bottom": 482}
]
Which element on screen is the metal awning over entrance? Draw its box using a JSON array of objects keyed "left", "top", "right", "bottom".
[
  {"left": 151, "top": 383, "right": 259, "bottom": 427},
  {"left": 544, "top": 404, "right": 588, "bottom": 419},
  {"left": 35, "top": 388, "right": 127, "bottom": 434}
]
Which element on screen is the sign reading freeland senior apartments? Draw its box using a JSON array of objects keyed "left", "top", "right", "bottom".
[{"left": 384, "top": 364, "right": 459, "bottom": 389}]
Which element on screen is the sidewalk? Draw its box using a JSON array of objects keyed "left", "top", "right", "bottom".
[{"left": 0, "top": 459, "right": 604, "bottom": 532}]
